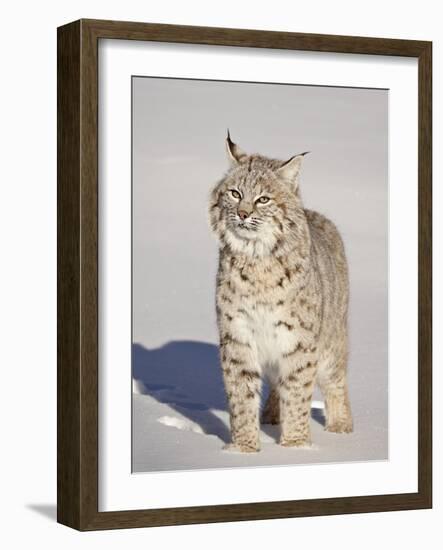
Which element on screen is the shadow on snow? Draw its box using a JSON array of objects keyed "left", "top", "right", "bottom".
[{"left": 132, "top": 340, "right": 325, "bottom": 444}]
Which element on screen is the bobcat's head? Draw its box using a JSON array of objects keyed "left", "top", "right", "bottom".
[{"left": 209, "top": 133, "right": 309, "bottom": 257}]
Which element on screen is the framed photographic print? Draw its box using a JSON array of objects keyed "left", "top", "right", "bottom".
[{"left": 57, "top": 19, "right": 432, "bottom": 530}]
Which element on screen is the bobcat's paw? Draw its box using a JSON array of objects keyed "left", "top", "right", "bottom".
[
  {"left": 223, "top": 442, "right": 260, "bottom": 453},
  {"left": 325, "top": 419, "right": 353, "bottom": 434},
  {"left": 261, "top": 410, "right": 280, "bottom": 425},
  {"left": 280, "top": 437, "right": 311, "bottom": 448}
]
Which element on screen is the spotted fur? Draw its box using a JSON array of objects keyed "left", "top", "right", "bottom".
[{"left": 209, "top": 136, "right": 353, "bottom": 452}]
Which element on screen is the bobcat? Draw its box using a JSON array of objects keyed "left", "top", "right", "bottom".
[{"left": 209, "top": 133, "right": 353, "bottom": 452}]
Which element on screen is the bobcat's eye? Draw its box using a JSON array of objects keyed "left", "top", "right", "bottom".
[
  {"left": 257, "top": 196, "right": 270, "bottom": 204},
  {"left": 230, "top": 189, "right": 241, "bottom": 200}
]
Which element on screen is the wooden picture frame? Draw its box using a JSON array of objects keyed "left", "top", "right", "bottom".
[{"left": 57, "top": 18, "right": 432, "bottom": 530}]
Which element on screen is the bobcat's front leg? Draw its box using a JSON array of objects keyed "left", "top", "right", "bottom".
[
  {"left": 278, "top": 353, "right": 318, "bottom": 447},
  {"left": 220, "top": 336, "right": 261, "bottom": 453}
]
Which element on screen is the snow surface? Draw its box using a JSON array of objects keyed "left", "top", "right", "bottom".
[
  {"left": 132, "top": 287, "right": 388, "bottom": 473},
  {"left": 131, "top": 78, "right": 388, "bottom": 473}
]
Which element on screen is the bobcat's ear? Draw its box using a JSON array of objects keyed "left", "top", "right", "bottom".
[
  {"left": 226, "top": 130, "right": 247, "bottom": 165},
  {"left": 277, "top": 152, "right": 309, "bottom": 184}
]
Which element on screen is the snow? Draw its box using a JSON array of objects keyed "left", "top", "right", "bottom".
[
  {"left": 132, "top": 288, "right": 388, "bottom": 473},
  {"left": 131, "top": 78, "right": 388, "bottom": 473},
  {"left": 157, "top": 416, "right": 205, "bottom": 434}
]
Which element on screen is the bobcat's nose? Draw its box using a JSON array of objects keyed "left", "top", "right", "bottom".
[{"left": 238, "top": 210, "right": 250, "bottom": 221}]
